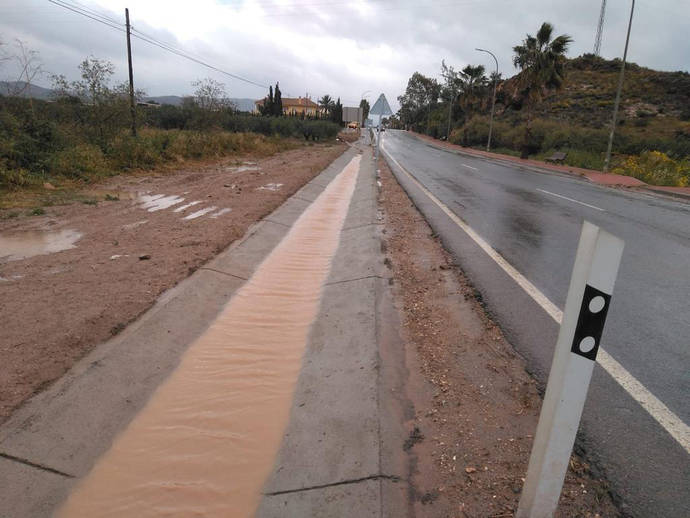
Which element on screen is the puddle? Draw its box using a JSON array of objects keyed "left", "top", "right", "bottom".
[
  {"left": 226, "top": 162, "right": 260, "bottom": 173},
  {"left": 139, "top": 194, "right": 185, "bottom": 212},
  {"left": 122, "top": 220, "right": 148, "bottom": 230},
  {"left": 0, "top": 274, "right": 24, "bottom": 282},
  {"left": 58, "top": 156, "right": 361, "bottom": 518},
  {"left": 0, "top": 229, "right": 83, "bottom": 262},
  {"left": 209, "top": 208, "right": 232, "bottom": 218},
  {"left": 83, "top": 189, "right": 139, "bottom": 201},
  {"left": 173, "top": 200, "right": 202, "bottom": 213},
  {"left": 257, "top": 183, "right": 284, "bottom": 192},
  {"left": 232, "top": 166, "right": 260, "bottom": 173},
  {"left": 182, "top": 206, "right": 217, "bottom": 220}
]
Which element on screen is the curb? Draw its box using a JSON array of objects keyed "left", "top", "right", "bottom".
[
  {"left": 412, "top": 133, "right": 689, "bottom": 203},
  {"left": 637, "top": 186, "right": 690, "bottom": 201}
]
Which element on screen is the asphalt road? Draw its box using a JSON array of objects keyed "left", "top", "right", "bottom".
[{"left": 380, "top": 129, "right": 689, "bottom": 517}]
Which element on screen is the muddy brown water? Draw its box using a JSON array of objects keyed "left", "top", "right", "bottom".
[
  {"left": 0, "top": 229, "right": 82, "bottom": 262},
  {"left": 58, "top": 156, "right": 361, "bottom": 517}
]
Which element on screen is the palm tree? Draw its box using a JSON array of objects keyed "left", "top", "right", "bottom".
[
  {"left": 318, "top": 94, "right": 334, "bottom": 116},
  {"left": 512, "top": 22, "right": 572, "bottom": 157},
  {"left": 458, "top": 65, "right": 487, "bottom": 144}
]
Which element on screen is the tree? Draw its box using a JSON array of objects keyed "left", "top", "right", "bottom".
[
  {"left": 441, "top": 60, "right": 461, "bottom": 137},
  {"left": 191, "top": 77, "right": 233, "bottom": 111},
  {"left": 512, "top": 22, "right": 572, "bottom": 157},
  {"left": 5, "top": 39, "right": 43, "bottom": 100},
  {"left": 319, "top": 94, "right": 334, "bottom": 115},
  {"left": 51, "top": 56, "right": 142, "bottom": 144},
  {"left": 259, "top": 85, "right": 274, "bottom": 116},
  {"left": 458, "top": 65, "right": 487, "bottom": 110},
  {"left": 457, "top": 64, "right": 487, "bottom": 143},
  {"left": 397, "top": 72, "right": 439, "bottom": 131},
  {"left": 330, "top": 97, "right": 343, "bottom": 125},
  {"left": 273, "top": 82, "right": 282, "bottom": 116},
  {"left": 359, "top": 98, "right": 370, "bottom": 124}
]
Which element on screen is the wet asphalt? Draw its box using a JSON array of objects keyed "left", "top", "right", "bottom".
[{"left": 381, "top": 130, "right": 689, "bottom": 517}]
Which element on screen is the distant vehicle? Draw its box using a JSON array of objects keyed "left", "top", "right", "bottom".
[{"left": 347, "top": 121, "right": 358, "bottom": 129}]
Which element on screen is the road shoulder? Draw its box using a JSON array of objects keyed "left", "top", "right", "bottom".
[{"left": 377, "top": 150, "right": 619, "bottom": 516}]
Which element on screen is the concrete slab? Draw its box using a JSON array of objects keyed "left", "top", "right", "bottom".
[
  {"left": 326, "top": 226, "right": 385, "bottom": 285},
  {"left": 342, "top": 196, "right": 381, "bottom": 230},
  {"left": 294, "top": 181, "right": 327, "bottom": 202},
  {"left": 262, "top": 276, "right": 380, "bottom": 494},
  {"left": 0, "top": 457, "right": 74, "bottom": 518},
  {"left": 264, "top": 196, "right": 311, "bottom": 227},
  {"left": 258, "top": 478, "right": 380, "bottom": 518},
  {"left": 204, "top": 220, "right": 287, "bottom": 279}
]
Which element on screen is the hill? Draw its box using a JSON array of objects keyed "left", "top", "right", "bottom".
[
  {"left": 0, "top": 81, "right": 54, "bottom": 100},
  {"left": 0, "top": 82, "right": 257, "bottom": 112},
  {"left": 497, "top": 54, "right": 690, "bottom": 142}
]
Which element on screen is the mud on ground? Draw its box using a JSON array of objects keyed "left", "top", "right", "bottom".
[
  {"left": 379, "top": 157, "right": 620, "bottom": 517},
  {"left": 0, "top": 142, "right": 346, "bottom": 422}
]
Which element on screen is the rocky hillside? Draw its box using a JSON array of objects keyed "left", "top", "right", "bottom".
[{"left": 498, "top": 54, "right": 690, "bottom": 141}]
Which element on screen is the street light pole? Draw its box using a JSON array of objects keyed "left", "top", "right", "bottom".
[
  {"left": 603, "top": 0, "right": 635, "bottom": 172},
  {"left": 476, "top": 48, "right": 498, "bottom": 152}
]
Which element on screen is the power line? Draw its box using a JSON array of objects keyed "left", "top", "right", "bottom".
[
  {"left": 129, "top": 30, "right": 268, "bottom": 89},
  {"left": 47, "top": 0, "right": 124, "bottom": 33},
  {"left": 46, "top": 0, "right": 269, "bottom": 90},
  {"left": 65, "top": 0, "right": 123, "bottom": 26}
]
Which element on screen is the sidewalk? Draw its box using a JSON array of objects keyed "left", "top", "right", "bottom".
[
  {"left": 412, "top": 132, "right": 690, "bottom": 200},
  {"left": 256, "top": 134, "right": 409, "bottom": 516}
]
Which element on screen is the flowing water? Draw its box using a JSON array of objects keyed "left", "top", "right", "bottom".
[{"left": 58, "top": 156, "right": 361, "bottom": 518}]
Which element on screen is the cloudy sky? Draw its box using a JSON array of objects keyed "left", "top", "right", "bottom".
[{"left": 1, "top": 0, "right": 688, "bottom": 111}]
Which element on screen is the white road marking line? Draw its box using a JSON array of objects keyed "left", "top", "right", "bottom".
[
  {"left": 462, "top": 163, "right": 478, "bottom": 171},
  {"left": 381, "top": 140, "right": 690, "bottom": 453},
  {"left": 537, "top": 188, "right": 605, "bottom": 212}
]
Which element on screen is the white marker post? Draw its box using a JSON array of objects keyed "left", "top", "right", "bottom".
[{"left": 517, "top": 222, "right": 624, "bottom": 518}]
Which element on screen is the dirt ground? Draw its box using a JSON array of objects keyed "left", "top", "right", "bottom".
[
  {"left": 379, "top": 157, "right": 620, "bottom": 517},
  {"left": 0, "top": 141, "right": 346, "bottom": 422}
]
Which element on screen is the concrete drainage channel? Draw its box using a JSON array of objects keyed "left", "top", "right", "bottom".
[{"left": 0, "top": 135, "right": 409, "bottom": 517}]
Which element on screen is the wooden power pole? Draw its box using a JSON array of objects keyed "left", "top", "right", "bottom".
[{"left": 125, "top": 8, "right": 137, "bottom": 137}]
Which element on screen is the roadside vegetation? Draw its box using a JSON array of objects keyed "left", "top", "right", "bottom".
[
  {"left": 395, "top": 23, "right": 690, "bottom": 186},
  {"left": 0, "top": 47, "right": 342, "bottom": 194}
]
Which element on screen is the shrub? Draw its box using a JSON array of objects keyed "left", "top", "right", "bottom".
[
  {"left": 0, "top": 166, "right": 39, "bottom": 189},
  {"left": 612, "top": 150, "right": 689, "bottom": 186},
  {"left": 50, "top": 143, "right": 108, "bottom": 180}
]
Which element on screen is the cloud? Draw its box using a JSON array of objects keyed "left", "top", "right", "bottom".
[{"left": 0, "top": 0, "right": 687, "bottom": 112}]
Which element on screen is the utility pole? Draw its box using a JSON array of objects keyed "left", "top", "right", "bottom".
[
  {"left": 476, "top": 48, "right": 499, "bottom": 152},
  {"left": 603, "top": 0, "right": 635, "bottom": 172},
  {"left": 594, "top": 0, "right": 607, "bottom": 56},
  {"left": 125, "top": 7, "right": 137, "bottom": 137}
]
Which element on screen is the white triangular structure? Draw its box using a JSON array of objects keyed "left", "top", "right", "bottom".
[
  {"left": 369, "top": 93, "right": 393, "bottom": 127},
  {"left": 370, "top": 94, "right": 393, "bottom": 116}
]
